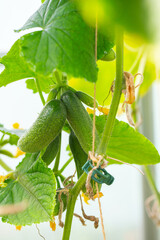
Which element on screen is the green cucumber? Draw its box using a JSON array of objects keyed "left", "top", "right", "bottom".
[
  {"left": 101, "top": 49, "right": 116, "bottom": 61},
  {"left": 47, "top": 87, "right": 60, "bottom": 103},
  {"left": 18, "top": 100, "right": 67, "bottom": 153},
  {"left": 53, "top": 191, "right": 67, "bottom": 216},
  {"left": 75, "top": 91, "right": 98, "bottom": 108},
  {"left": 42, "top": 134, "right": 60, "bottom": 165},
  {"left": 61, "top": 91, "right": 99, "bottom": 153},
  {"left": 69, "top": 131, "right": 88, "bottom": 178}
]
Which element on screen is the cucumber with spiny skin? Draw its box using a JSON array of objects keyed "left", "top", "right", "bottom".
[
  {"left": 18, "top": 100, "right": 67, "bottom": 153},
  {"left": 42, "top": 134, "right": 60, "bottom": 165},
  {"left": 69, "top": 131, "right": 88, "bottom": 178},
  {"left": 61, "top": 91, "right": 99, "bottom": 154},
  {"left": 75, "top": 91, "right": 98, "bottom": 108}
]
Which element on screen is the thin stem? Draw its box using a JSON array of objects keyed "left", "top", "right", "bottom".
[
  {"left": 35, "top": 78, "right": 45, "bottom": 106},
  {"left": 0, "top": 149, "right": 14, "bottom": 158},
  {"left": 0, "top": 158, "right": 13, "bottom": 172},
  {"left": 144, "top": 166, "right": 160, "bottom": 206},
  {"left": 54, "top": 70, "right": 61, "bottom": 84},
  {"left": 62, "top": 172, "right": 87, "bottom": 240},
  {"left": 57, "top": 157, "right": 73, "bottom": 175},
  {"left": 97, "top": 26, "right": 124, "bottom": 154},
  {"left": 53, "top": 133, "right": 61, "bottom": 172}
]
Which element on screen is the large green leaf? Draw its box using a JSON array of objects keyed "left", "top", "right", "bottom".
[
  {"left": 95, "top": 115, "right": 160, "bottom": 165},
  {"left": 0, "top": 40, "right": 55, "bottom": 93},
  {"left": 16, "top": 0, "right": 114, "bottom": 83},
  {"left": 0, "top": 153, "right": 56, "bottom": 225}
]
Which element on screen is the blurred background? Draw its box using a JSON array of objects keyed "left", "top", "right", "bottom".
[{"left": 0, "top": 0, "right": 160, "bottom": 239}]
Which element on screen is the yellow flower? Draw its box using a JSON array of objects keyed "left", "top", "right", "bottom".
[
  {"left": 81, "top": 192, "right": 90, "bottom": 205},
  {"left": 12, "top": 123, "right": 20, "bottom": 129},
  {"left": 0, "top": 174, "right": 10, "bottom": 187},
  {"left": 86, "top": 107, "right": 94, "bottom": 115},
  {"left": 82, "top": 192, "right": 104, "bottom": 204},
  {"left": 98, "top": 106, "right": 110, "bottom": 115},
  {"left": 14, "top": 147, "right": 25, "bottom": 158},
  {"left": 93, "top": 192, "right": 104, "bottom": 199},
  {"left": 50, "top": 218, "right": 56, "bottom": 231},
  {"left": 16, "top": 226, "right": 22, "bottom": 231}
]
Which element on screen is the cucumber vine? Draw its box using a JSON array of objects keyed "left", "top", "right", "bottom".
[{"left": 0, "top": 0, "right": 160, "bottom": 239}]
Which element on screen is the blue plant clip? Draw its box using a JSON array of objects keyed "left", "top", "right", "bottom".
[{"left": 82, "top": 160, "right": 114, "bottom": 185}]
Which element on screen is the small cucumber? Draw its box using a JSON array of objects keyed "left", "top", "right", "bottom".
[
  {"left": 69, "top": 131, "right": 88, "bottom": 178},
  {"left": 75, "top": 91, "right": 98, "bottom": 108},
  {"left": 18, "top": 100, "right": 67, "bottom": 153},
  {"left": 53, "top": 191, "right": 67, "bottom": 216},
  {"left": 61, "top": 91, "right": 99, "bottom": 153},
  {"left": 42, "top": 134, "right": 60, "bottom": 165},
  {"left": 46, "top": 87, "right": 60, "bottom": 103},
  {"left": 101, "top": 49, "right": 116, "bottom": 61}
]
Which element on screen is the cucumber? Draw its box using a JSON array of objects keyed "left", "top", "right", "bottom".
[
  {"left": 75, "top": 91, "right": 98, "bottom": 108},
  {"left": 61, "top": 91, "right": 99, "bottom": 153},
  {"left": 69, "top": 131, "right": 88, "bottom": 178},
  {"left": 18, "top": 100, "right": 67, "bottom": 153},
  {"left": 46, "top": 88, "right": 60, "bottom": 103},
  {"left": 101, "top": 49, "right": 116, "bottom": 61},
  {"left": 42, "top": 134, "right": 60, "bottom": 165},
  {"left": 53, "top": 191, "right": 67, "bottom": 216}
]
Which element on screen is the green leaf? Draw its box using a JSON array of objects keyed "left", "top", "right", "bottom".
[
  {"left": 0, "top": 40, "right": 55, "bottom": 93},
  {"left": 17, "top": 0, "right": 114, "bottom": 83},
  {"left": 0, "top": 40, "right": 33, "bottom": 87},
  {"left": 0, "top": 126, "right": 25, "bottom": 145},
  {"left": 95, "top": 115, "right": 160, "bottom": 165},
  {"left": 0, "top": 153, "right": 56, "bottom": 225}
]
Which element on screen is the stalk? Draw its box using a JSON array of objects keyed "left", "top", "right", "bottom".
[
  {"left": 62, "top": 26, "right": 124, "bottom": 240},
  {"left": 35, "top": 78, "right": 45, "bottom": 105},
  {"left": 97, "top": 26, "right": 123, "bottom": 154}
]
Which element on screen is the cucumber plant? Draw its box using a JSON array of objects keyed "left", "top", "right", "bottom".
[{"left": 0, "top": 0, "right": 160, "bottom": 240}]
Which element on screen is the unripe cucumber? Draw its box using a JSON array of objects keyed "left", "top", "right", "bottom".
[
  {"left": 46, "top": 88, "right": 60, "bottom": 103},
  {"left": 61, "top": 91, "right": 99, "bottom": 153},
  {"left": 101, "top": 49, "right": 116, "bottom": 61},
  {"left": 75, "top": 91, "right": 98, "bottom": 108},
  {"left": 53, "top": 191, "right": 67, "bottom": 216},
  {"left": 69, "top": 131, "right": 88, "bottom": 178},
  {"left": 42, "top": 134, "right": 60, "bottom": 165},
  {"left": 18, "top": 100, "right": 67, "bottom": 153}
]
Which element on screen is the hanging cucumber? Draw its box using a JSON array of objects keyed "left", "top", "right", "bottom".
[
  {"left": 53, "top": 191, "right": 68, "bottom": 216},
  {"left": 69, "top": 131, "right": 88, "bottom": 178},
  {"left": 18, "top": 100, "right": 67, "bottom": 153},
  {"left": 75, "top": 91, "right": 98, "bottom": 108},
  {"left": 42, "top": 134, "right": 60, "bottom": 165},
  {"left": 61, "top": 91, "right": 99, "bottom": 154},
  {"left": 100, "top": 49, "right": 116, "bottom": 61},
  {"left": 46, "top": 87, "right": 60, "bottom": 103}
]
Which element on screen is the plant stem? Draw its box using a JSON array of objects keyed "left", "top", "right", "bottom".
[
  {"left": 0, "top": 149, "right": 14, "bottom": 158},
  {"left": 54, "top": 70, "right": 61, "bottom": 84},
  {"left": 97, "top": 26, "right": 124, "bottom": 154},
  {"left": 57, "top": 157, "right": 73, "bottom": 175},
  {"left": 62, "top": 172, "right": 87, "bottom": 240},
  {"left": 62, "top": 26, "right": 124, "bottom": 240},
  {"left": 53, "top": 134, "right": 61, "bottom": 172},
  {"left": 144, "top": 166, "right": 160, "bottom": 206},
  {"left": 35, "top": 78, "right": 45, "bottom": 106},
  {"left": 0, "top": 158, "right": 13, "bottom": 172}
]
